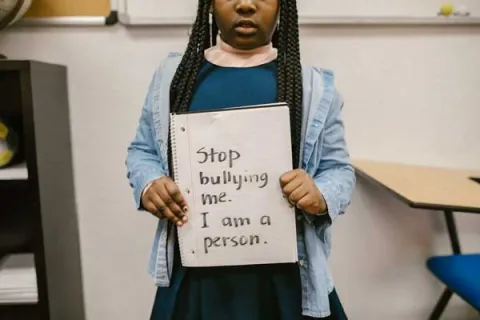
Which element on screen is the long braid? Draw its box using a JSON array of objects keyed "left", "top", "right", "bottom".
[
  {"left": 170, "top": 0, "right": 211, "bottom": 113},
  {"left": 178, "top": 3, "right": 211, "bottom": 112},
  {"left": 277, "top": 0, "right": 303, "bottom": 170},
  {"left": 288, "top": 0, "right": 303, "bottom": 170},
  {"left": 276, "top": 0, "right": 303, "bottom": 221},
  {"left": 276, "top": 2, "right": 287, "bottom": 103}
]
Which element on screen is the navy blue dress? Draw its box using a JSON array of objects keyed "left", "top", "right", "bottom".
[{"left": 150, "top": 60, "right": 347, "bottom": 320}]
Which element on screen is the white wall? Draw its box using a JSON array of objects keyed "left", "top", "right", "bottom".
[{"left": 1, "top": 24, "right": 479, "bottom": 320}]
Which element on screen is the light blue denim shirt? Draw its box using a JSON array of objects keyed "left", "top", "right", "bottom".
[{"left": 126, "top": 52, "right": 355, "bottom": 318}]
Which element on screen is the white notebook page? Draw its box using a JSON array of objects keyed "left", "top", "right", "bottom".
[{"left": 171, "top": 104, "right": 298, "bottom": 267}]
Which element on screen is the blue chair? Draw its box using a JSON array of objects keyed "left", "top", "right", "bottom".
[{"left": 427, "top": 253, "right": 480, "bottom": 319}]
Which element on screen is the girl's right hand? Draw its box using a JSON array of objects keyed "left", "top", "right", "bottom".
[{"left": 141, "top": 177, "right": 189, "bottom": 226}]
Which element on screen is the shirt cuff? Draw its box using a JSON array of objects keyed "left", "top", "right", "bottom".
[
  {"left": 142, "top": 181, "right": 154, "bottom": 197},
  {"left": 315, "top": 180, "right": 340, "bottom": 224},
  {"left": 134, "top": 171, "right": 164, "bottom": 210},
  {"left": 302, "top": 198, "right": 330, "bottom": 225}
]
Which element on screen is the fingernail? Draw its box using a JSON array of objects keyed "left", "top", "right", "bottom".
[
  {"left": 177, "top": 221, "right": 183, "bottom": 227},
  {"left": 182, "top": 216, "right": 188, "bottom": 222}
]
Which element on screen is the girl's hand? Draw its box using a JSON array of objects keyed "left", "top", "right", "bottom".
[
  {"left": 280, "top": 169, "right": 327, "bottom": 215},
  {"left": 141, "top": 177, "right": 189, "bottom": 226}
]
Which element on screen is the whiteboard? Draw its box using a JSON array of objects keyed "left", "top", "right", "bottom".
[{"left": 119, "top": 0, "right": 480, "bottom": 25}]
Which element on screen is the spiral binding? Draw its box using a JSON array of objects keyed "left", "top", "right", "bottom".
[
  {"left": 168, "top": 114, "right": 194, "bottom": 263},
  {"left": 169, "top": 113, "right": 179, "bottom": 185}
]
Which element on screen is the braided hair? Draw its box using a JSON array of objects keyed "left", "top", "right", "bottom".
[{"left": 170, "top": 0, "right": 303, "bottom": 170}]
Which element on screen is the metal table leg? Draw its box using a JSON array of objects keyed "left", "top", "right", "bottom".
[
  {"left": 429, "top": 289, "right": 453, "bottom": 320},
  {"left": 444, "top": 210, "right": 461, "bottom": 255},
  {"left": 428, "top": 210, "right": 461, "bottom": 320}
]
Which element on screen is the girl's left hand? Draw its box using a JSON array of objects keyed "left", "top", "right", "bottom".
[{"left": 280, "top": 169, "right": 327, "bottom": 215}]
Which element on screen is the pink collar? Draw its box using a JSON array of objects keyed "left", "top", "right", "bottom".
[{"left": 204, "top": 36, "right": 278, "bottom": 67}]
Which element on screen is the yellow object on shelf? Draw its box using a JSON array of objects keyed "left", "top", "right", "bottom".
[
  {"left": 0, "top": 119, "right": 18, "bottom": 168},
  {"left": 0, "top": 149, "right": 14, "bottom": 168},
  {"left": 0, "top": 122, "right": 8, "bottom": 139},
  {"left": 439, "top": 3, "right": 454, "bottom": 16}
]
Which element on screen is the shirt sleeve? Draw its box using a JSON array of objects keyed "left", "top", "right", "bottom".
[
  {"left": 125, "top": 69, "right": 167, "bottom": 210},
  {"left": 312, "top": 90, "right": 356, "bottom": 224}
]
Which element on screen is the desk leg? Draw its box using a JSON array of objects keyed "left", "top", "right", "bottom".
[
  {"left": 429, "top": 289, "right": 453, "bottom": 320},
  {"left": 444, "top": 210, "right": 461, "bottom": 255},
  {"left": 428, "top": 210, "right": 461, "bottom": 320}
]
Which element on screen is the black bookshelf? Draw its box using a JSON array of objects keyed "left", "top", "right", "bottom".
[{"left": 0, "top": 60, "right": 84, "bottom": 320}]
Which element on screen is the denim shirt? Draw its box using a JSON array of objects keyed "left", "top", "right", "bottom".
[{"left": 126, "top": 52, "right": 355, "bottom": 318}]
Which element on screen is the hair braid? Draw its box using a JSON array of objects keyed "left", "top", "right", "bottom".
[
  {"left": 170, "top": 0, "right": 212, "bottom": 113},
  {"left": 275, "top": 2, "right": 287, "bottom": 102},
  {"left": 178, "top": 3, "right": 211, "bottom": 112},
  {"left": 288, "top": 0, "right": 303, "bottom": 169},
  {"left": 278, "top": 0, "right": 303, "bottom": 221},
  {"left": 276, "top": 0, "right": 303, "bottom": 170}
]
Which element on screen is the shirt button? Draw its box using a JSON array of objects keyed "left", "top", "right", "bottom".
[{"left": 299, "top": 259, "right": 306, "bottom": 267}]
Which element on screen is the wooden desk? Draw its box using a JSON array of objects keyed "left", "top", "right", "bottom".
[
  {"left": 353, "top": 159, "right": 480, "bottom": 319},
  {"left": 353, "top": 160, "right": 480, "bottom": 214}
]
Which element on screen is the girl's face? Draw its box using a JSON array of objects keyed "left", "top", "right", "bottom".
[{"left": 213, "top": 0, "right": 279, "bottom": 50}]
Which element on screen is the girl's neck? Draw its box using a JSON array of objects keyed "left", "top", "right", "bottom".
[{"left": 204, "top": 36, "right": 278, "bottom": 67}]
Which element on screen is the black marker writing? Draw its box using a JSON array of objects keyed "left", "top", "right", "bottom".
[
  {"left": 201, "top": 192, "right": 227, "bottom": 205},
  {"left": 201, "top": 212, "right": 209, "bottom": 228},
  {"left": 260, "top": 215, "right": 272, "bottom": 226},
  {"left": 222, "top": 216, "right": 251, "bottom": 228},
  {"left": 199, "top": 170, "right": 268, "bottom": 190},
  {"left": 204, "top": 235, "right": 261, "bottom": 254},
  {"left": 197, "top": 147, "right": 240, "bottom": 168}
]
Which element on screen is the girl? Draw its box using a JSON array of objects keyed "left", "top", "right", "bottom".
[{"left": 126, "top": 0, "right": 356, "bottom": 319}]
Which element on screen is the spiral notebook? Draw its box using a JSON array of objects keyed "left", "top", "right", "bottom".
[{"left": 170, "top": 103, "right": 298, "bottom": 267}]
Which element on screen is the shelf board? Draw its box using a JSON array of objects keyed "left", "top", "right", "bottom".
[
  {"left": 0, "top": 163, "right": 28, "bottom": 181},
  {"left": 0, "top": 254, "right": 38, "bottom": 305}
]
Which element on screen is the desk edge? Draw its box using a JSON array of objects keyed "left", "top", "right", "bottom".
[{"left": 353, "top": 167, "right": 480, "bottom": 214}]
